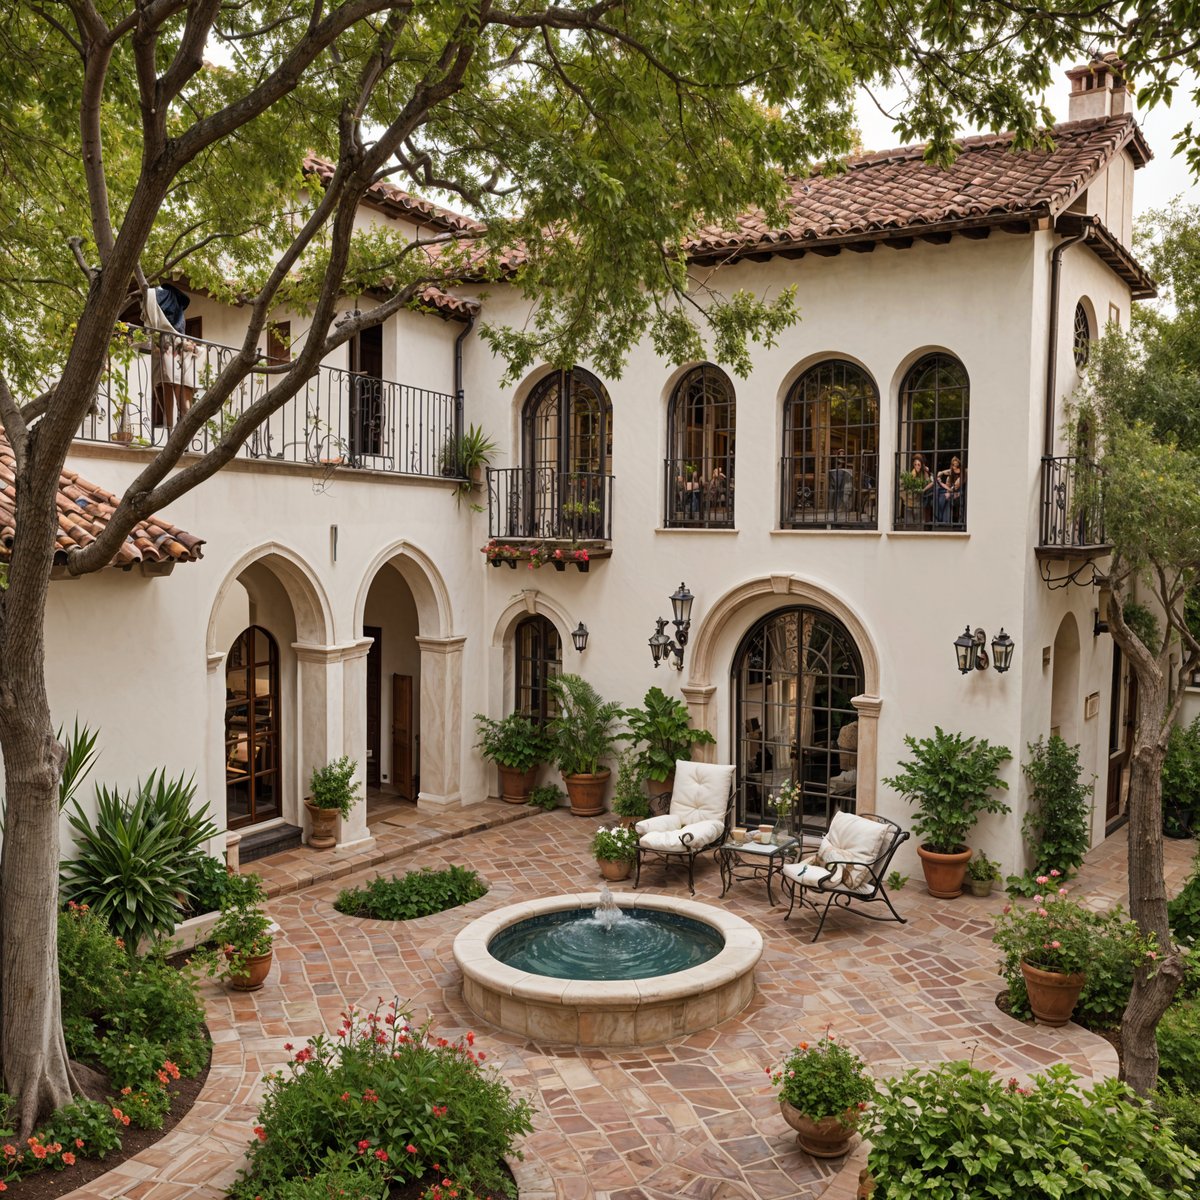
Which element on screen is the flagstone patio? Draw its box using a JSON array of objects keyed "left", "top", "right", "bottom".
[{"left": 71, "top": 810, "right": 1196, "bottom": 1200}]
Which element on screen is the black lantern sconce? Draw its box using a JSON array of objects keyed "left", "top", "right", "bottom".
[
  {"left": 648, "top": 582, "right": 694, "bottom": 670},
  {"left": 1093, "top": 582, "right": 1111, "bottom": 637},
  {"left": 953, "top": 626, "right": 1015, "bottom": 675},
  {"left": 571, "top": 622, "right": 589, "bottom": 653}
]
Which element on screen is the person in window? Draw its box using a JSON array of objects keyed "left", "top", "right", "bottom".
[
  {"left": 677, "top": 463, "right": 702, "bottom": 517},
  {"left": 935, "top": 455, "right": 966, "bottom": 524},
  {"left": 909, "top": 453, "right": 934, "bottom": 522}
]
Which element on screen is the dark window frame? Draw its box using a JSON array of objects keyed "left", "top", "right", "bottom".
[
  {"left": 515, "top": 615, "right": 563, "bottom": 724},
  {"left": 664, "top": 364, "right": 736, "bottom": 528},
  {"left": 1073, "top": 302, "right": 1091, "bottom": 370},
  {"left": 224, "top": 625, "right": 281, "bottom": 829}
]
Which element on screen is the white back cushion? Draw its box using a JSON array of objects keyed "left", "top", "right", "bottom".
[
  {"left": 814, "top": 811, "right": 888, "bottom": 888},
  {"left": 670, "top": 761, "right": 734, "bottom": 824}
]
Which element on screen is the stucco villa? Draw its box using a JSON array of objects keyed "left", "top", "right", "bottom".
[{"left": 7, "top": 60, "right": 1164, "bottom": 874}]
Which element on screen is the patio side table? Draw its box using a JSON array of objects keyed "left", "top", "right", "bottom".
[{"left": 717, "top": 836, "right": 800, "bottom": 906}]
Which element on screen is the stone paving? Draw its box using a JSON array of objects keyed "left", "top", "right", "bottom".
[{"left": 69, "top": 809, "right": 1197, "bottom": 1200}]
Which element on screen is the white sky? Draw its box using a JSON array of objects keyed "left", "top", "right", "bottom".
[{"left": 853, "top": 68, "right": 1200, "bottom": 217}]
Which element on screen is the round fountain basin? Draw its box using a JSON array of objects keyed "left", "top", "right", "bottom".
[{"left": 454, "top": 892, "right": 762, "bottom": 1047}]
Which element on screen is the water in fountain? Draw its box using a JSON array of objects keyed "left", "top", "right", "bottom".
[{"left": 591, "top": 884, "right": 631, "bottom": 931}]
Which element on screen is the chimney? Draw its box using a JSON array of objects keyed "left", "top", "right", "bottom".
[{"left": 1066, "top": 54, "right": 1131, "bottom": 122}]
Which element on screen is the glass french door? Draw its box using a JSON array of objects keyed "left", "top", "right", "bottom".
[{"left": 225, "top": 625, "right": 281, "bottom": 828}]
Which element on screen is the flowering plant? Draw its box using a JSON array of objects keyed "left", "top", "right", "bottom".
[
  {"left": 770, "top": 779, "right": 799, "bottom": 820},
  {"left": 590, "top": 824, "right": 638, "bottom": 864},
  {"left": 481, "top": 540, "right": 521, "bottom": 563},
  {"left": 766, "top": 1031, "right": 875, "bottom": 1120}
]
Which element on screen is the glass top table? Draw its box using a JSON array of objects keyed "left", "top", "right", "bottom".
[{"left": 716, "top": 836, "right": 800, "bottom": 906}]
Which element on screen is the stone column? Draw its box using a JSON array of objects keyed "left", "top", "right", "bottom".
[
  {"left": 205, "top": 651, "right": 231, "bottom": 858},
  {"left": 416, "top": 635, "right": 467, "bottom": 810},
  {"left": 850, "top": 694, "right": 882, "bottom": 814},
  {"left": 681, "top": 684, "right": 719, "bottom": 762}
]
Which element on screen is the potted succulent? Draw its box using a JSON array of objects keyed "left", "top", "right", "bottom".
[
  {"left": 547, "top": 673, "right": 624, "bottom": 817},
  {"left": 768, "top": 1031, "right": 875, "bottom": 1158},
  {"left": 474, "top": 711, "right": 551, "bottom": 803},
  {"left": 621, "top": 686, "right": 716, "bottom": 794},
  {"left": 590, "top": 823, "right": 639, "bottom": 882},
  {"left": 306, "top": 756, "right": 360, "bottom": 850},
  {"left": 966, "top": 852, "right": 1001, "bottom": 897},
  {"left": 203, "top": 874, "right": 274, "bottom": 991},
  {"left": 883, "top": 728, "right": 1011, "bottom": 898},
  {"left": 611, "top": 749, "right": 651, "bottom": 827}
]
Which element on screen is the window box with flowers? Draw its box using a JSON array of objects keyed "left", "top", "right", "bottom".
[
  {"left": 481, "top": 541, "right": 594, "bottom": 572},
  {"left": 767, "top": 1031, "right": 875, "bottom": 1158}
]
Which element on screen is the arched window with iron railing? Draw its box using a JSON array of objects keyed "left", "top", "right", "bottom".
[
  {"left": 781, "top": 360, "right": 879, "bottom": 529},
  {"left": 664, "top": 364, "right": 735, "bottom": 528},
  {"left": 514, "top": 615, "right": 562, "bottom": 724},
  {"left": 894, "top": 353, "right": 969, "bottom": 531}
]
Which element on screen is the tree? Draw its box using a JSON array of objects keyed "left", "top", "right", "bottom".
[
  {"left": 1, "top": 0, "right": 1198, "bottom": 1139},
  {"left": 1075, "top": 204, "right": 1200, "bottom": 1094}
]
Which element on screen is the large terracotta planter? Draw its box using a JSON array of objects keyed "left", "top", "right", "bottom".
[
  {"left": 779, "top": 1101, "right": 860, "bottom": 1158},
  {"left": 226, "top": 948, "right": 273, "bottom": 992},
  {"left": 305, "top": 800, "right": 339, "bottom": 850},
  {"left": 597, "top": 857, "right": 632, "bottom": 882},
  {"left": 497, "top": 764, "right": 538, "bottom": 804},
  {"left": 563, "top": 770, "right": 610, "bottom": 817},
  {"left": 1021, "top": 961, "right": 1086, "bottom": 1026},
  {"left": 916, "top": 844, "right": 972, "bottom": 898}
]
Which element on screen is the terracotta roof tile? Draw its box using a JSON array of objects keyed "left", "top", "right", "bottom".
[{"left": 0, "top": 433, "right": 204, "bottom": 571}]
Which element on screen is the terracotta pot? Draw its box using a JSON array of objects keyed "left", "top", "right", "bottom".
[
  {"left": 916, "top": 844, "right": 972, "bottom": 898},
  {"left": 779, "top": 1101, "right": 860, "bottom": 1158},
  {"left": 562, "top": 770, "right": 610, "bottom": 817},
  {"left": 110, "top": 430, "right": 134, "bottom": 445},
  {"left": 597, "top": 857, "right": 632, "bottom": 882},
  {"left": 645, "top": 772, "right": 675, "bottom": 801},
  {"left": 305, "top": 799, "right": 339, "bottom": 850},
  {"left": 1020, "top": 961, "right": 1086, "bottom": 1026},
  {"left": 967, "top": 877, "right": 995, "bottom": 897},
  {"left": 497, "top": 764, "right": 538, "bottom": 804},
  {"left": 226, "top": 948, "right": 273, "bottom": 992}
]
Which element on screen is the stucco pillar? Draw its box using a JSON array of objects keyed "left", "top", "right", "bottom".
[
  {"left": 415, "top": 635, "right": 468, "bottom": 810},
  {"left": 205, "top": 651, "right": 231, "bottom": 855},
  {"left": 681, "top": 684, "right": 719, "bottom": 762},
  {"left": 338, "top": 638, "right": 375, "bottom": 850},
  {"left": 850, "top": 694, "right": 882, "bottom": 814}
]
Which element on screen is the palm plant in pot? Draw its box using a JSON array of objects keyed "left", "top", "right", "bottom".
[
  {"left": 622, "top": 686, "right": 715, "bottom": 794},
  {"left": 547, "top": 673, "right": 623, "bottom": 816},
  {"left": 474, "top": 711, "right": 551, "bottom": 803},
  {"left": 306, "top": 756, "right": 360, "bottom": 850},
  {"left": 883, "top": 727, "right": 1011, "bottom": 898}
]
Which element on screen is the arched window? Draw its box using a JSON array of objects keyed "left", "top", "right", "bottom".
[
  {"left": 515, "top": 616, "right": 562, "bottom": 723},
  {"left": 665, "top": 365, "right": 735, "bottom": 527},
  {"left": 782, "top": 361, "right": 879, "bottom": 528},
  {"left": 1073, "top": 302, "right": 1091, "bottom": 370},
  {"left": 733, "top": 606, "right": 864, "bottom": 830},
  {"left": 225, "top": 626, "right": 281, "bottom": 829},
  {"left": 895, "top": 354, "right": 969, "bottom": 530},
  {"left": 516, "top": 369, "right": 612, "bottom": 540}
]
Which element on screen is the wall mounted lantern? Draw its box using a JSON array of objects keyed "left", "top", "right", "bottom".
[
  {"left": 571, "top": 622, "right": 589, "bottom": 653},
  {"left": 954, "top": 626, "right": 1015, "bottom": 675},
  {"left": 649, "top": 582, "right": 694, "bottom": 670},
  {"left": 1093, "top": 582, "right": 1112, "bottom": 637}
]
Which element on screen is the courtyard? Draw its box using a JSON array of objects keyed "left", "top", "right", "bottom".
[{"left": 62, "top": 803, "right": 1197, "bottom": 1200}]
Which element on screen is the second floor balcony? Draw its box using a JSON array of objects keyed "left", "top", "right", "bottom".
[
  {"left": 1039, "top": 455, "right": 1108, "bottom": 555},
  {"left": 81, "top": 328, "right": 459, "bottom": 479},
  {"left": 487, "top": 467, "right": 613, "bottom": 543}
]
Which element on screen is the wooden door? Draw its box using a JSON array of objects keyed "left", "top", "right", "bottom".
[
  {"left": 364, "top": 625, "right": 382, "bottom": 788},
  {"left": 392, "top": 674, "right": 414, "bottom": 801}
]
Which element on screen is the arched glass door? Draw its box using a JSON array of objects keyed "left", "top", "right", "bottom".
[
  {"left": 733, "top": 607, "right": 863, "bottom": 830},
  {"left": 225, "top": 625, "right": 281, "bottom": 828}
]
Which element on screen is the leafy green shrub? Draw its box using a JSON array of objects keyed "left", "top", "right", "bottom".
[
  {"left": 229, "top": 1001, "right": 534, "bottom": 1200},
  {"left": 866, "top": 1061, "right": 1200, "bottom": 1198},
  {"left": 1158, "top": 998, "right": 1200, "bottom": 1089},
  {"left": 526, "top": 784, "right": 563, "bottom": 811},
  {"left": 60, "top": 771, "right": 216, "bottom": 949},
  {"left": 1162, "top": 717, "right": 1200, "bottom": 838},
  {"left": 546, "top": 674, "right": 623, "bottom": 776},
  {"left": 1169, "top": 854, "right": 1200, "bottom": 944},
  {"left": 58, "top": 901, "right": 125, "bottom": 1033},
  {"left": 184, "top": 852, "right": 233, "bottom": 916},
  {"left": 38, "top": 1097, "right": 124, "bottom": 1160},
  {"left": 885, "top": 870, "right": 909, "bottom": 891},
  {"left": 271, "top": 1152, "right": 389, "bottom": 1200},
  {"left": 1154, "top": 1082, "right": 1200, "bottom": 1160},
  {"left": 766, "top": 1032, "right": 875, "bottom": 1119},
  {"left": 1021, "top": 735, "right": 1093, "bottom": 876},
  {"left": 106, "top": 953, "right": 209, "bottom": 1077},
  {"left": 334, "top": 867, "right": 487, "bottom": 921},
  {"left": 473, "top": 711, "right": 551, "bottom": 770},
  {"left": 621, "top": 686, "right": 715, "bottom": 783},
  {"left": 309, "top": 756, "right": 360, "bottom": 817},
  {"left": 611, "top": 748, "right": 651, "bottom": 821},
  {"left": 1122, "top": 600, "right": 1162, "bottom": 651}
]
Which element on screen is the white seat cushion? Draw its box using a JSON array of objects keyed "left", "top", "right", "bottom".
[
  {"left": 809, "top": 812, "right": 889, "bottom": 889},
  {"left": 783, "top": 857, "right": 875, "bottom": 895},
  {"left": 666, "top": 761, "right": 735, "bottom": 825},
  {"left": 636, "top": 812, "right": 683, "bottom": 836},
  {"left": 639, "top": 818, "right": 725, "bottom": 854}
]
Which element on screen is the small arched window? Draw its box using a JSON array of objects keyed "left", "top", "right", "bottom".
[
  {"left": 665, "top": 365, "right": 735, "bottom": 527},
  {"left": 515, "top": 615, "right": 562, "bottom": 724},
  {"left": 1073, "top": 302, "right": 1091, "bottom": 370},
  {"left": 225, "top": 626, "right": 281, "bottom": 829},
  {"left": 895, "top": 354, "right": 969, "bottom": 530},
  {"left": 782, "top": 360, "right": 879, "bottom": 528}
]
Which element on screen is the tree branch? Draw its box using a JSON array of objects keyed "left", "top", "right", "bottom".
[{"left": 0, "top": 377, "right": 29, "bottom": 473}]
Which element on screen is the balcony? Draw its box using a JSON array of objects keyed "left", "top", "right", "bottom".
[
  {"left": 780, "top": 454, "right": 879, "bottom": 529},
  {"left": 487, "top": 467, "right": 613, "bottom": 543},
  {"left": 79, "top": 328, "right": 458, "bottom": 478},
  {"left": 1038, "top": 455, "right": 1108, "bottom": 557},
  {"left": 663, "top": 458, "right": 734, "bottom": 528}
]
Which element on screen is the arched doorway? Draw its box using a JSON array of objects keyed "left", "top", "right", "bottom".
[
  {"left": 733, "top": 606, "right": 864, "bottom": 830},
  {"left": 224, "top": 625, "right": 281, "bottom": 829}
]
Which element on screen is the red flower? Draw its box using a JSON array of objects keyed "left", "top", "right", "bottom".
[
  {"left": 293, "top": 1047, "right": 314, "bottom": 1063},
  {"left": 121, "top": 1116, "right": 130, "bottom": 1126},
  {"left": 253, "top": 1126, "right": 267, "bottom": 1142},
  {"left": 374, "top": 1149, "right": 389, "bottom": 1162},
  {"left": 283, "top": 1043, "right": 293, "bottom": 1051},
  {"left": 340, "top": 1092, "right": 350, "bottom": 1102},
  {"left": 466, "top": 1032, "right": 475, "bottom": 1046},
  {"left": 357, "top": 1140, "right": 371, "bottom": 1153},
  {"left": 74, "top": 1139, "right": 84, "bottom": 1149},
  {"left": 30, "top": 1144, "right": 47, "bottom": 1160},
  {"left": 62, "top": 1152, "right": 76, "bottom": 1166},
  {"left": 0, "top": 1180, "right": 7, "bottom": 1191},
  {"left": 363, "top": 1089, "right": 378, "bottom": 1103},
  {"left": 406, "top": 1143, "right": 417, "bottom": 1154}
]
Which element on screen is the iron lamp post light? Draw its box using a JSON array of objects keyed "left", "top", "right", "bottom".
[
  {"left": 954, "top": 626, "right": 1015, "bottom": 675},
  {"left": 649, "top": 582, "right": 694, "bottom": 670}
]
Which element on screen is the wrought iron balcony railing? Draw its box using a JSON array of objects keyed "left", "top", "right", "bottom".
[
  {"left": 892, "top": 451, "right": 967, "bottom": 531},
  {"left": 79, "top": 327, "right": 458, "bottom": 478},
  {"left": 1040, "top": 455, "right": 1106, "bottom": 550},
  {"left": 780, "top": 453, "right": 879, "bottom": 529},
  {"left": 487, "top": 467, "right": 613, "bottom": 542},
  {"left": 663, "top": 458, "right": 734, "bottom": 528}
]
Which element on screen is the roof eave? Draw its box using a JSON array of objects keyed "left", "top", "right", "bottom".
[{"left": 1055, "top": 212, "right": 1157, "bottom": 300}]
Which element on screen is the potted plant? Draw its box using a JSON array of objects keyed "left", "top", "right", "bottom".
[
  {"left": 590, "top": 823, "right": 638, "bottom": 881},
  {"left": 767, "top": 1031, "right": 875, "bottom": 1158},
  {"left": 547, "top": 673, "right": 624, "bottom": 816},
  {"left": 203, "top": 874, "right": 274, "bottom": 991},
  {"left": 452, "top": 423, "right": 498, "bottom": 503},
  {"left": 966, "top": 852, "right": 1001, "bottom": 897},
  {"left": 883, "top": 727, "right": 1011, "bottom": 898},
  {"left": 474, "top": 711, "right": 551, "bottom": 803},
  {"left": 622, "top": 686, "right": 716, "bottom": 794},
  {"left": 306, "top": 756, "right": 360, "bottom": 850},
  {"left": 611, "top": 748, "right": 651, "bottom": 826}
]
